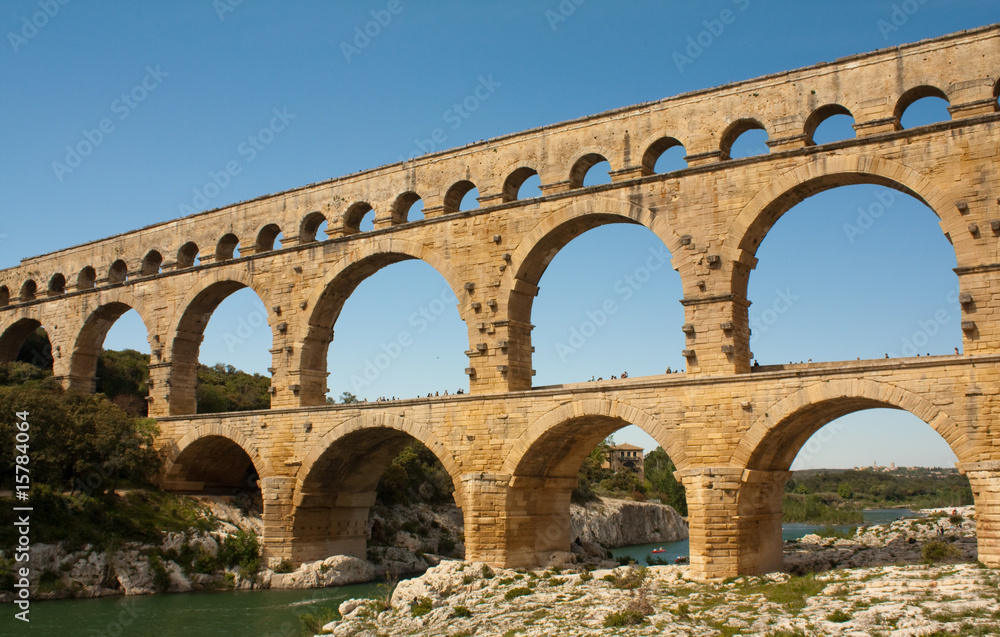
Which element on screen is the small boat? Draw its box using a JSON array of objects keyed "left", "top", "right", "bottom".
[
  {"left": 651, "top": 548, "right": 666, "bottom": 554},
  {"left": 674, "top": 556, "right": 689, "bottom": 564}
]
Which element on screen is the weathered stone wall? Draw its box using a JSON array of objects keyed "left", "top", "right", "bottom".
[{"left": 1, "top": 25, "right": 998, "bottom": 579}]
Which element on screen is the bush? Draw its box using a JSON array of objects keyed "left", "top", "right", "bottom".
[
  {"left": 219, "top": 529, "right": 260, "bottom": 575},
  {"left": 410, "top": 597, "right": 434, "bottom": 617},
  {"left": 148, "top": 553, "right": 171, "bottom": 592},
  {"left": 604, "top": 609, "right": 647, "bottom": 627},
  {"left": 481, "top": 564, "right": 495, "bottom": 579},
  {"left": 921, "top": 540, "right": 960, "bottom": 563},
  {"left": 452, "top": 605, "right": 472, "bottom": 618},
  {"left": 826, "top": 608, "right": 851, "bottom": 623},
  {"left": 504, "top": 586, "right": 533, "bottom": 601}
]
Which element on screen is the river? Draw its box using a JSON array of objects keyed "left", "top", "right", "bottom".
[{"left": 0, "top": 508, "right": 918, "bottom": 636}]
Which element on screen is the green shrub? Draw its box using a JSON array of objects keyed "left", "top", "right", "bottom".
[
  {"left": 826, "top": 608, "right": 851, "bottom": 622},
  {"left": 148, "top": 553, "right": 171, "bottom": 592},
  {"left": 922, "top": 540, "right": 960, "bottom": 563},
  {"left": 219, "top": 529, "right": 260, "bottom": 575},
  {"left": 452, "top": 605, "right": 472, "bottom": 618},
  {"left": 504, "top": 587, "right": 533, "bottom": 601},
  {"left": 604, "top": 609, "right": 646, "bottom": 627},
  {"left": 410, "top": 597, "right": 434, "bottom": 617}
]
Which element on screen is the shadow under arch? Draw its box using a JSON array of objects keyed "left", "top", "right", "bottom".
[
  {"left": 726, "top": 377, "right": 973, "bottom": 575},
  {"left": 497, "top": 398, "right": 682, "bottom": 566},
  {"left": 164, "top": 267, "right": 276, "bottom": 415},
  {"left": 295, "top": 239, "right": 466, "bottom": 407},
  {"left": 725, "top": 154, "right": 966, "bottom": 297},
  {"left": 67, "top": 294, "right": 155, "bottom": 394},
  {"left": 160, "top": 422, "right": 266, "bottom": 495},
  {"left": 499, "top": 196, "right": 683, "bottom": 390},
  {"left": 0, "top": 315, "right": 45, "bottom": 364},
  {"left": 289, "top": 412, "right": 462, "bottom": 564}
]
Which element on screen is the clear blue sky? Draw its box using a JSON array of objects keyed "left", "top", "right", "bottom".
[{"left": 2, "top": 1, "right": 995, "bottom": 469}]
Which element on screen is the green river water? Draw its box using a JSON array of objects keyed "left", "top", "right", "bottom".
[{"left": 1, "top": 509, "right": 918, "bottom": 637}]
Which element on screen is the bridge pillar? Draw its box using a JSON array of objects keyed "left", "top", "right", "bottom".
[
  {"left": 280, "top": 489, "right": 376, "bottom": 566},
  {"left": 677, "top": 467, "right": 742, "bottom": 580},
  {"left": 260, "top": 475, "right": 298, "bottom": 566},
  {"left": 956, "top": 266, "right": 1000, "bottom": 356},
  {"left": 680, "top": 294, "right": 751, "bottom": 375},
  {"left": 736, "top": 469, "right": 792, "bottom": 575},
  {"left": 460, "top": 473, "right": 575, "bottom": 568},
  {"left": 960, "top": 461, "right": 1000, "bottom": 568}
]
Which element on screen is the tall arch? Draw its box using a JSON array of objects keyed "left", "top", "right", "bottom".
[
  {"left": 500, "top": 197, "right": 683, "bottom": 389},
  {"left": 290, "top": 412, "right": 461, "bottom": 563},
  {"left": 164, "top": 268, "right": 275, "bottom": 415},
  {"left": 0, "top": 317, "right": 43, "bottom": 364},
  {"left": 726, "top": 154, "right": 967, "bottom": 299},
  {"left": 295, "top": 239, "right": 466, "bottom": 407},
  {"left": 67, "top": 293, "right": 154, "bottom": 394}
]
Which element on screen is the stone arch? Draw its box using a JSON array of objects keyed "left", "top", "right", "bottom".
[
  {"left": 443, "top": 179, "right": 478, "bottom": 213},
  {"left": 299, "top": 211, "right": 327, "bottom": 243},
  {"left": 176, "top": 242, "right": 200, "bottom": 269},
  {"left": 803, "top": 104, "right": 854, "bottom": 145},
  {"left": 732, "top": 378, "right": 970, "bottom": 471},
  {"left": 0, "top": 286, "right": 8, "bottom": 307},
  {"left": 108, "top": 260, "right": 128, "bottom": 284},
  {"left": 77, "top": 266, "right": 97, "bottom": 290},
  {"left": 894, "top": 84, "right": 951, "bottom": 122},
  {"left": 502, "top": 166, "right": 539, "bottom": 203},
  {"left": 993, "top": 77, "right": 1000, "bottom": 108},
  {"left": 568, "top": 151, "right": 613, "bottom": 188},
  {"left": 67, "top": 291, "right": 155, "bottom": 393},
  {"left": 391, "top": 191, "right": 423, "bottom": 224},
  {"left": 48, "top": 273, "right": 66, "bottom": 296},
  {"left": 141, "top": 250, "right": 163, "bottom": 276},
  {"left": 725, "top": 153, "right": 968, "bottom": 297},
  {"left": 255, "top": 223, "right": 282, "bottom": 253},
  {"left": 216, "top": 233, "right": 240, "bottom": 262},
  {"left": 160, "top": 422, "right": 268, "bottom": 492},
  {"left": 640, "top": 135, "right": 686, "bottom": 175},
  {"left": 290, "top": 411, "right": 462, "bottom": 563},
  {"left": 720, "top": 117, "right": 769, "bottom": 160},
  {"left": 343, "top": 202, "right": 374, "bottom": 234},
  {"left": 502, "top": 398, "right": 686, "bottom": 477},
  {"left": 20, "top": 279, "right": 37, "bottom": 302},
  {"left": 164, "top": 267, "right": 276, "bottom": 415},
  {"left": 295, "top": 240, "right": 466, "bottom": 407},
  {"left": 0, "top": 316, "right": 44, "bottom": 363}
]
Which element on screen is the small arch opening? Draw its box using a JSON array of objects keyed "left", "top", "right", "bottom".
[
  {"left": 77, "top": 266, "right": 96, "bottom": 290},
  {"left": 393, "top": 191, "right": 423, "bottom": 223},
  {"left": 993, "top": 78, "right": 999, "bottom": 111},
  {"left": 642, "top": 137, "right": 687, "bottom": 175},
  {"left": 722, "top": 119, "right": 769, "bottom": 160},
  {"left": 20, "top": 280, "right": 37, "bottom": 302},
  {"left": 108, "top": 260, "right": 128, "bottom": 285},
  {"left": 502, "top": 167, "right": 540, "bottom": 202},
  {"left": 300, "top": 212, "right": 329, "bottom": 243},
  {"left": 256, "top": 224, "right": 283, "bottom": 253},
  {"left": 570, "top": 153, "right": 611, "bottom": 188},
  {"left": 177, "top": 243, "right": 201, "bottom": 269},
  {"left": 48, "top": 273, "right": 66, "bottom": 296},
  {"left": 895, "top": 86, "right": 950, "bottom": 128},
  {"left": 345, "top": 202, "right": 375, "bottom": 234},
  {"left": 216, "top": 234, "right": 240, "bottom": 262},
  {"left": 141, "top": 251, "right": 163, "bottom": 276},
  {"left": 443, "top": 180, "right": 479, "bottom": 213},
  {"left": 804, "top": 105, "right": 856, "bottom": 145},
  {"left": 0, "top": 286, "right": 8, "bottom": 307}
]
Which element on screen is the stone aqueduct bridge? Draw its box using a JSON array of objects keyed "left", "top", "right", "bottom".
[{"left": 2, "top": 26, "right": 999, "bottom": 579}]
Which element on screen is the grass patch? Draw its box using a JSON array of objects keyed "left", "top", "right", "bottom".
[
  {"left": 410, "top": 596, "right": 433, "bottom": 617},
  {"left": 738, "top": 574, "right": 826, "bottom": 611},
  {"left": 826, "top": 608, "right": 851, "bottom": 622},
  {"left": 504, "top": 586, "right": 532, "bottom": 601}
]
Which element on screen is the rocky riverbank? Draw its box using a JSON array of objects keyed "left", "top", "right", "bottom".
[
  {"left": 1, "top": 494, "right": 686, "bottom": 600},
  {"left": 322, "top": 508, "right": 994, "bottom": 637}
]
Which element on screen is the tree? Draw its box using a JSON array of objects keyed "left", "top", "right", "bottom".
[
  {"left": 837, "top": 482, "right": 853, "bottom": 499},
  {"left": 340, "top": 392, "right": 360, "bottom": 404},
  {"left": 643, "top": 447, "right": 687, "bottom": 515}
]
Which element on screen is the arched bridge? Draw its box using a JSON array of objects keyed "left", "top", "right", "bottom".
[{"left": 2, "top": 25, "right": 998, "bottom": 579}]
